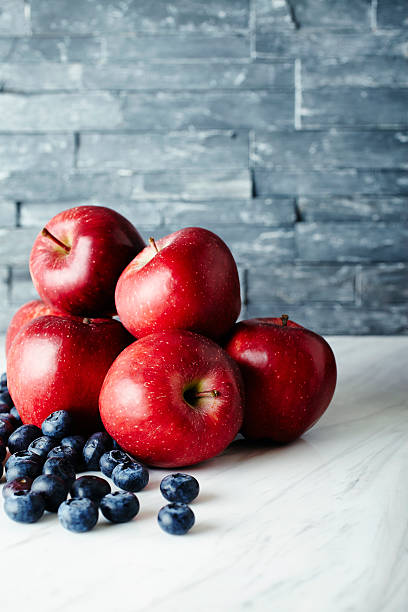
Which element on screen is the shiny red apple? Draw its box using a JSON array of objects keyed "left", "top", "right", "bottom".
[
  {"left": 225, "top": 315, "right": 337, "bottom": 443},
  {"left": 99, "top": 329, "right": 244, "bottom": 467},
  {"left": 7, "top": 314, "right": 132, "bottom": 432},
  {"left": 115, "top": 227, "right": 241, "bottom": 340},
  {"left": 29, "top": 205, "right": 145, "bottom": 317},
  {"left": 5, "top": 299, "right": 58, "bottom": 357}
]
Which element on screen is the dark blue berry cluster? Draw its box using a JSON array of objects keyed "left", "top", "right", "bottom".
[{"left": 1, "top": 380, "right": 198, "bottom": 535}]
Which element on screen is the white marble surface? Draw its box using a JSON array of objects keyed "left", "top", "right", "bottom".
[{"left": 0, "top": 336, "right": 407, "bottom": 612}]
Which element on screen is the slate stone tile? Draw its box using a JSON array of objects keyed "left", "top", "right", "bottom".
[
  {"left": 9, "top": 267, "right": 39, "bottom": 305},
  {"left": 255, "top": 0, "right": 295, "bottom": 29},
  {"left": 301, "top": 88, "right": 408, "bottom": 128},
  {"left": 0, "top": 63, "right": 83, "bottom": 91},
  {"left": 377, "top": 0, "right": 408, "bottom": 28},
  {"left": 302, "top": 57, "right": 408, "bottom": 89},
  {"left": 247, "top": 264, "right": 356, "bottom": 304},
  {"left": 0, "top": 227, "right": 38, "bottom": 265},
  {"left": 0, "top": 0, "right": 29, "bottom": 35},
  {"left": 122, "top": 91, "right": 294, "bottom": 130},
  {"left": 31, "top": 0, "right": 249, "bottom": 34},
  {"left": 0, "top": 135, "right": 74, "bottom": 171},
  {"left": 0, "top": 36, "right": 101, "bottom": 62},
  {"left": 254, "top": 169, "right": 408, "bottom": 196},
  {"left": 142, "top": 170, "right": 251, "bottom": 200},
  {"left": 295, "top": 222, "right": 408, "bottom": 263},
  {"left": 245, "top": 303, "right": 408, "bottom": 334},
  {"left": 252, "top": 130, "right": 408, "bottom": 169},
  {"left": 0, "top": 202, "right": 16, "bottom": 226},
  {"left": 0, "top": 266, "right": 9, "bottom": 304},
  {"left": 298, "top": 197, "right": 408, "bottom": 222},
  {"left": 78, "top": 131, "right": 248, "bottom": 169},
  {"left": 359, "top": 263, "right": 408, "bottom": 305},
  {"left": 104, "top": 34, "right": 250, "bottom": 60},
  {"left": 256, "top": 29, "right": 408, "bottom": 58},
  {"left": 281, "top": 0, "right": 371, "bottom": 29},
  {"left": 0, "top": 305, "right": 24, "bottom": 334},
  {"left": 82, "top": 61, "right": 294, "bottom": 90}
]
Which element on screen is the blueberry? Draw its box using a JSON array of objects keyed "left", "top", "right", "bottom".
[
  {"left": 100, "top": 492, "right": 140, "bottom": 523},
  {"left": 2, "top": 477, "right": 33, "bottom": 498},
  {"left": 31, "top": 475, "right": 68, "bottom": 512},
  {"left": 112, "top": 462, "right": 149, "bottom": 493},
  {"left": 61, "top": 435, "right": 86, "bottom": 456},
  {"left": 58, "top": 498, "right": 99, "bottom": 533},
  {"left": 7, "top": 425, "right": 42, "bottom": 454},
  {"left": 157, "top": 503, "right": 195, "bottom": 535},
  {"left": 0, "top": 389, "right": 13, "bottom": 408},
  {"left": 160, "top": 473, "right": 200, "bottom": 504},
  {"left": 41, "top": 410, "right": 73, "bottom": 440},
  {"left": 0, "top": 372, "right": 7, "bottom": 388},
  {"left": 99, "top": 450, "right": 131, "bottom": 478},
  {"left": 0, "top": 418, "right": 15, "bottom": 443},
  {"left": 6, "top": 459, "right": 42, "bottom": 482},
  {"left": 6, "top": 450, "right": 43, "bottom": 472},
  {"left": 47, "top": 445, "right": 81, "bottom": 469},
  {"left": 43, "top": 457, "right": 76, "bottom": 488},
  {"left": 9, "top": 407, "right": 22, "bottom": 428},
  {"left": 82, "top": 432, "right": 113, "bottom": 470},
  {"left": 28, "top": 436, "right": 57, "bottom": 459},
  {"left": 0, "top": 461, "right": 3, "bottom": 481},
  {"left": 0, "top": 413, "right": 16, "bottom": 429},
  {"left": 0, "top": 438, "right": 6, "bottom": 462},
  {"left": 0, "top": 402, "right": 10, "bottom": 414},
  {"left": 4, "top": 490, "right": 45, "bottom": 523},
  {"left": 70, "top": 475, "right": 111, "bottom": 504}
]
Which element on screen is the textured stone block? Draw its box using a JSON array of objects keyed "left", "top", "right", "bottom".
[
  {"left": 359, "top": 264, "right": 408, "bottom": 306},
  {"left": 0, "top": 201, "right": 16, "bottom": 226},
  {"left": 31, "top": 0, "right": 249, "bottom": 34},
  {"left": 0, "top": 135, "right": 74, "bottom": 171},
  {"left": 246, "top": 303, "right": 408, "bottom": 334},
  {"left": 254, "top": 169, "right": 408, "bottom": 196},
  {"left": 283, "top": 0, "right": 371, "bottom": 28},
  {"left": 0, "top": 305, "right": 22, "bottom": 334},
  {"left": 296, "top": 223, "right": 408, "bottom": 263},
  {"left": 256, "top": 29, "right": 408, "bottom": 58},
  {"left": 143, "top": 170, "right": 251, "bottom": 200},
  {"left": 20, "top": 201, "right": 162, "bottom": 229},
  {"left": 302, "top": 57, "right": 408, "bottom": 89},
  {"left": 298, "top": 197, "right": 408, "bottom": 222},
  {"left": 104, "top": 33, "right": 250, "bottom": 60},
  {"left": 0, "top": 228, "right": 38, "bottom": 265},
  {"left": 0, "top": 64, "right": 83, "bottom": 91},
  {"left": 255, "top": 0, "right": 295, "bottom": 29},
  {"left": 252, "top": 131, "right": 408, "bottom": 169},
  {"left": 248, "top": 265, "right": 355, "bottom": 305},
  {"left": 0, "top": 93, "right": 122, "bottom": 131},
  {"left": 82, "top": 61, "right": 293, "bottom": 90},
  {"left": 78, "top": 131, "right": 249, "bottom": 169},
  {"left": 0, "top": 36, "right": 101, "bottom": 62},
  {"left": 162, "top": 197, "right": 295, "bottom": 226},
  {"left": 0, "top": 0, "right": 29, "bottom": 35},
  {"left": 0, "top": 266, "right": 9, "bottom": 304},
  {"left": 301, "top": 88, "right": 408, "bottom": 128},
  {"left": 10, "top": 267, "right": 39, "bottom": 305},
  {"left": 377, "top": 0, "right": 408, "bottom": 28},
  {"left": 122, "top": 91, "right": 294, "bottom": 130}
]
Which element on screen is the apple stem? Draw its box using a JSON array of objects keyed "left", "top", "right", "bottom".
[
  {"left": 281, "top": 314, "right": 289, "bottom": 327},
  {"left": 149, "top": 237, "right": 159, "bottom": 254},
  {"left": 42, "top": 227, "right": 71, "bottom": 253},
  {"left": 82, "top": 318, "right": 90, "bottom": 324},
  {"left": 194, "top": 390, "right": 220, "bottom": 399}
]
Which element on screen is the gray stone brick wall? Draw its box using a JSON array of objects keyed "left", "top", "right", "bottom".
[{"left": 0, "top": 0, "right": 407, "bottom": 334}]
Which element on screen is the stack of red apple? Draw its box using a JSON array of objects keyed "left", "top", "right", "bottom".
[{"left": 6, "top": 205, "right": 337, "bottom": 468}]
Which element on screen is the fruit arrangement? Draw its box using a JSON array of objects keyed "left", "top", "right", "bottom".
[{"left": 1, "top": 204, "right": 337, "bottom": 534}]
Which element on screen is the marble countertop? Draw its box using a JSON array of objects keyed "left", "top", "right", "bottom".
[{"left": 0, "top": 336, "right": 407, "bottom": 612}]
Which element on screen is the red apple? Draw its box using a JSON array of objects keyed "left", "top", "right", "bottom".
[
  {"left": 225, "top": 315, "right": 337, "bottom": 443},
  {"left": 29, "top": 205, "right": 145, "bottom": 317},
  {"left": 7, "top": 314, "right": 132, "bottom": 432},
  {"left": 115, "top": 227, "right": 241, "bottom": 340},
  {"left": 5, "top": 299, "right": 58, "bottom": 357},
  {"left": 99, "top": 329, "right": 244, "bottom": 467}
]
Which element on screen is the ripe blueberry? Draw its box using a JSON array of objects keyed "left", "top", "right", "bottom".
[
  {"left": 2, "top": 477, "right": 33, "bottom": 498},
  {"left": 99, "top": 450, "right": 131, "bottom": 478},
  {"left": 0, "top": 372, "right": 7, "bottom": 388},
  {"left": 157, "top": 503, "right": 195, "bottom": 535},
  {"left": 7, "top": 425, "right": 42, "bottom": 454},
  {"left": 70, "top": 475, "right": 111, "bottom": 504},
  {"left": 31, "top": 474, "right": 68, "bottom": 512},
  {"left": 9, "top": 407, "right": 22, "bottom": 427},
  {"left": 41, "top": 410, "right": 73, "bottom": 440},
  {"left": 0, "top": 438, "right": 6, "bottom": 462},
  {"left": 58, "top": 498, "right": 99, "bottom": 533},
  {"left": 61, "top": 435, "right": 86, "bottom": 455},
  {"left": 160, "top": 473, "right": 199, "bottom": 504},
  {"left": 4, "top": 490, "right": 45, "bottom": 523},
  {"left": 6, "top": 450, "right": 43, "bottom": 472},
  {"left": 43, "top": 457, "right": 76, "bottom": 488},
  {"left": 0, "top": 389, "right": 13, "bottom": 408},
  {"left": 28, "top": 436, "right": 57, "bottom": 459},
  {"left": 100, "top": 492, "right": 140, "bottom": 523},
  {"left": 82, "top": 432, "right": 112, "bottom": 470},
  {"left": 0, "top": 418, "right": 14, "bottom": 443},
  {"left": 6, "top": 459, "right": 42, "bottom": 482},
  {"left": 112, "top": 462, "right": 149, "bottom": 493}
]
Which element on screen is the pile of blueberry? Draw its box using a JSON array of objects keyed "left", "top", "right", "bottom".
[{"left": 1, "top": 374, "right": 198, "bottom": 535}]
